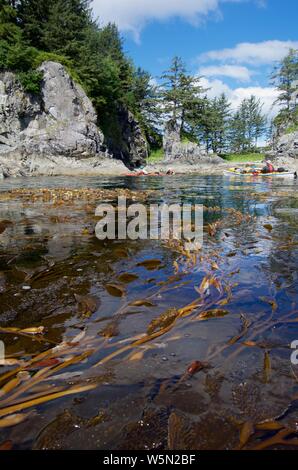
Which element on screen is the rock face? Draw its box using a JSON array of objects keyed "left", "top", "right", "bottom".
[
  {"left": 163, "top": 119, "right": 181, "bottom": 158},
  {"left": 163, "top": 120, "right": 222, "bottom": 164},
  {"left": 0, "top": 62, "right": 104, "bottom": 160},
  {"left": 272, "top": 131, "right": 298, "bottom": 160},
  {"left": 0, "top": 61, "right": 147, "bottom": 177},
  {"left": 107, "top": 107, "right": 148, "bottom": 169}
]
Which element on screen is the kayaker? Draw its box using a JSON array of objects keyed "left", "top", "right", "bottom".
[{"left": 262, "top": 160, "right": 275, "bottom": 174}]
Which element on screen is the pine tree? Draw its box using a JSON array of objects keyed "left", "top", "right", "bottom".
[
  {"left": 271, "top": 49, "right": 298, "bottom": 132},
  {"left": 43, "top": 0, "right": 91, "bottom": 58},
  {"left": 229, "top": 96, "right": 266, "bottom": 153},
  {"left": 0, "top": 0, "right": 21, "bottom": 43},
  {"left": 210, "top": 94, "right": 231, "bottom": 154},
  {"left": 191, "top": 93, "right": 231, "bottom": 154},
  {"left": 77, "top": 22, "right": 133, "bottom": 119},
  {"left": 159, "top": 56, "right": 204, "bottom": 138},
  {"left": 245, "top": 96, "right": 267, "bottom": 148},
  {"left": 229, "top": 109, "right": 246, "bottom": 153},
  {"left": 15, "top": 0, "right": 52, "bottom": 49}
]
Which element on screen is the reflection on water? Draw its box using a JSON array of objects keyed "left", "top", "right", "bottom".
[{"left": 0, "top": 175, "right": 297, "bottom": 450}]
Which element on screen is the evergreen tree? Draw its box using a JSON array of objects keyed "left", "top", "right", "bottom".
[
  {"left": 192, "top": 97, "right": 215, "bottom": 153},
  {"left": 209, "top": 94, "right": 231, "bottom": 154},
  {"left": 15, "top": 0, "right": 52, "bottom": 49},
  {"left": 77, "top": 22, "right": 133, "bottom": 120},
  {"left": 159, "top": 56, "right": 204, "bottom": 137},
  {"left": 0, "top": 0, "right": 40, "bottom": 83},
  {"left": 0, "top": 0, "right": 21, "bottom": 43},
  {"left": 43, "top": 0, "right": 92, "bottom": 58},
  {"left": 271, "top": 49, "right": 298, "bottom": 132},
  {"left": 245, "top": 95, "right": 267, "bottom": 148},
  {"left": 229, "top": 109, "right": 247, "bottom": 153},
  {"left": 190, "top": 93, "right": 231, "bottom": 154},
  {"left": 229, "top": 96, "right": 266, "bottom": 152}
]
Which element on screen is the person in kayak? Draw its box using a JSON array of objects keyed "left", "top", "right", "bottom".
[{"left": 261, "top": 160, "right": 275, "bottom": 174}]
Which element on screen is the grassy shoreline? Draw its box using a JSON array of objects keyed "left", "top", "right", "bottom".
[
  {"left": 147, "top": 150, "right": 265, "bottom": 165},
  {"left": 221, "top": 153, "right": 264, "bottom": 163}
]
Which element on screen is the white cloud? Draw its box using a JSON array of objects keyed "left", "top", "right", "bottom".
[
  {"left": 200, "top": 77, "right": 280, "bottom": 118},
  {"left": 199, "top": 64, "right": 254, "bottom": 82},
  {"left": 92, "top": 0, "right": 246, "bottom": 41},
  {"left": 200, "top": 40, "right": 298, "bottom": 65}
]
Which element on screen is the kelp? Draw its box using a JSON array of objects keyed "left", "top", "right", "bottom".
[
  {"left": 197, "top": 309, "right": 229, "bottom": 320},
  {"left": 137, "top": 259, "right": 162, "bottom": 270},
  {"left": 259, "top": 297, "right": 278, "bottom": 311},
  {"left": 263, "top": 351, "right": 271, "bottom": 384},
  {"left": 74, "top": 294, "right": 100, "bottom": 316},
  {"left": 105, "top": 283, "right": 126, "bottom": 297},
  {"left": 167, "top": 411, "right": 195, "bottom": 450},
  {"left": 0, "top": 384, "right": 97, "bottom": 418},
  {"left": 0, "top": 412, "right": 31, "bottom": 428},
  {"left": 255, "top": 421, "right": 284, "bottom": 431},
  {"left": 0, "top": 188, "right": 157, "bottom": 205},
  {"left": 0, "top": 326, "right": 44, "bottom": 336},
  {"left": 239, "top": 421, "right": 254, "bottom": 450},
  {"left": 0, "top": 335, "right": 98, "bottom": 420},
  {"left": 0, "top": 326, "right": 48, "bottom": 344},
  {"left": 129, "top": 300, "right": 156, "bottom": 307},
  {"left": 1, "top": 182, "right": 298, "bottom": 450},
  {"left": 228, "top": 314, "right": 250, "bottom": 345},
  {"left": 252, "top": 428, "right": 298, "bottom": 450},
  {"left": 147, "top": 309, "right": 179, "bottom": 335},
  {"left": 0, "top": 440, "right": 13, "bottom": 450},
  {"left": 118, "top": 273, "right": 139, "bottom": 283}
]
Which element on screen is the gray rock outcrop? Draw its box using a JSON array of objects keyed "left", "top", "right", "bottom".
[
  {"left": 0, "top": 61, "right": 147, "bottom": 177},
  {"left": 272, "top": 131, "right": 298, "bottom": 160},
  {"left": 163, "top": 119, "right": 181, "bottom": 158},
  {"left": 0, "top": 62, "right": 104, "bottom": 161},
  {"left": 163, "top": 119, "right": 222, "bottom": 164}
]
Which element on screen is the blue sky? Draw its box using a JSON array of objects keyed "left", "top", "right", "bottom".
[{"left": 92, "top": 0, "right": 298, "bottom": 117}]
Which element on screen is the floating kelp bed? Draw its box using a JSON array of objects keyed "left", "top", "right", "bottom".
[{"left": 0, "top": 177, "right": 297, "bottom": 450}]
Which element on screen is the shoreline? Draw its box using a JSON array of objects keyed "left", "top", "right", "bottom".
[{"left": 1, "top": 154, "right": 298, "bottom": 180}]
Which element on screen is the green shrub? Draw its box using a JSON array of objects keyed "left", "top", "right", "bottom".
[
  {"left": 33, "top": 51, "right": 82, "bottom": 85},
  {"left": 147, "top": 147, "right": 164, "bottom": 163},
  {"left": 5, "top": 43, "right": 39, "bottom": 72},
  {"left": 286, "top": 124, "right": 298, "bottom": 134},
  {"left": 17, "top": 70, "right": 43, "bottom": 94}
]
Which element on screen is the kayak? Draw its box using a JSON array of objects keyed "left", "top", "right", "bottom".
[
  {"left": 225, "top": 169, "right": 296, "bottom": 178},
  {"left": 125, "top": 172, "right": 173, "bottom": 177}
]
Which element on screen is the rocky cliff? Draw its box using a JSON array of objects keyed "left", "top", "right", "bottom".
[
  {"left": 273, "top": 131, "right": 298, "bottom": 159},
  {"left": 0, "top": 61, "right": 147, "bottom": 178}
]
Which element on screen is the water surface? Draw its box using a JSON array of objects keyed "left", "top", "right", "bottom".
[{"left": 0, "top": 175, "right": 297, "bottom": 450}]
